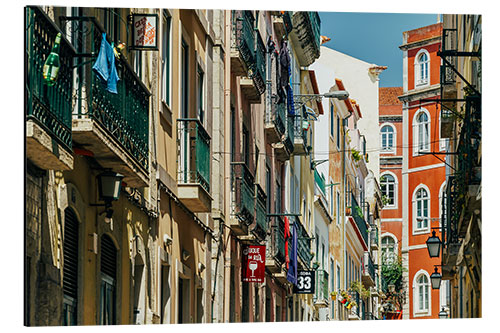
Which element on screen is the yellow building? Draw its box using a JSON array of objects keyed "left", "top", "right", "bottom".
[{"left": 440, "top": 14, "right": 481, "bottom": 319}]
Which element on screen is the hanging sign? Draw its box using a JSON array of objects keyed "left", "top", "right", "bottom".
[
  {"left": 242, "top": 245, "right": 266, "bottom": 283},
  {"left": 293, "top": 270, "right": 315, "bottom": 294},
  {"left": 130, "top": 14, "right": 158, "bottom": 50}
]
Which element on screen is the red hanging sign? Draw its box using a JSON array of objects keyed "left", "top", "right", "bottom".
[{"left": 242, "top": 245, "right": 266, "bottom": 283}]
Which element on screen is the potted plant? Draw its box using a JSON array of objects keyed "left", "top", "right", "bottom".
[
  {"left": 330, "top": 291, "right": 338, "bottom": 301},
  {"left": 312, "top": 261, "right": 320, "bottom": 270},
  {"left": 346, "top": 206, "right": 352, "bottom": 215},
  {"left": 354, "top": 205, "right": 364, "bottom": 219}
]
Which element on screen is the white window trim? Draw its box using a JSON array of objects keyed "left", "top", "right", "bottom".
[
  {"left": 413, "top": 269, "right": 432, "bottom": 317},
  {"left": 380, "top": 123, "right": 397, "bottom": 154},
  {"left": 380, "top": 171, "right": 398, "bottom": 210},
  {"left": 412, "top": 184, "right": 431, "bottom": 235},
  {"left": 412, "top": 108, "right": 431, "bottom": 156},
  {"left": 414, "top": 48, "right": 430, "bottom": 88},
  {"left": 380, "top": 232, "right": 398, "bottom": 265},
  {"left": 161, "top": 11, "right": 172, "bottom": 109}
]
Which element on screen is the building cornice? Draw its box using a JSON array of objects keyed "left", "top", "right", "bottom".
[
  {"left": 398, "top": 84, "right": 440, "bottom": 103},
  {"left": 399, "top": 36, "right": 441, "bottom": 51}
]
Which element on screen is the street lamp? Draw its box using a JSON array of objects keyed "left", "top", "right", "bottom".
[
  {"left": 322, "top": 91, "right": 349, "bottom": 100},
  {"left": 95, "top": 170, "right": 124, "bottom": 220},
  {"left": 439, "top": 307, "right": 448, "bottom": 319},
  {"left": 430, "top": 267, "right": 442, "bottom": 289},
  {"left": 426, "top": 229, "right": 442, "bottom": 258},
  {"left": 293, "top": 90, "right": 350, "bottom": 110}
]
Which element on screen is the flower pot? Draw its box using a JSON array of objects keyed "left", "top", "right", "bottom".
[
  {"left": 347, "top": 303, "right": 353, "bottom": 310},
  {"left": 341, "top": 298, "right": 347, "bottom": 304},
  {"left": 331, "top": 295, "right": 337, "bottom": 301}
]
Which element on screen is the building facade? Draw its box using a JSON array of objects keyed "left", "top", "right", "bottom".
[
  {"left": 399, "top": 23, "right": 447, "bottom": 320},
  {"left": 440, "top": 14, "right": 481, "bottom": 319}
]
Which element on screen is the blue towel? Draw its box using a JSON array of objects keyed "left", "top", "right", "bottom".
[{"left": 92, "top": 33, "right": 120, "bottom": 94}]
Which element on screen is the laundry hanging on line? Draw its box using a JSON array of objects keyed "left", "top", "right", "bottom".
[{"left": 92, "top": 32, "right": 120, "bottom": 94}]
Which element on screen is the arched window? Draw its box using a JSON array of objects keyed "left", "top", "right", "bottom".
[
  {"left": 415, "top": 50, "right": 430, "bottom": 86},
  {"left": 414, "top": 187, "right": 430, "bottom": 231},
  {"left": 413, "top": 109, "right": 430, "bottom": 154},
  {"left": 381, "top": 236, "right": 397, "bottom": 265},
  {"left": 380, "top": 173, "right": 396, "bottom": 207},
  {"left": 381, "top": 125, "right": 395, "bottom": 151},
  {"left": 416, "top": 274, "right": 430, "bottom": 312}
]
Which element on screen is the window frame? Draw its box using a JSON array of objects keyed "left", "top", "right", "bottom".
[
  {"left": 380, "top": 123, "right": 396, "bottom": 153},
  {"left": 412, "top": 185, "right": 431, "bottom": 234},
  {"left": 380, "top": 233, "right": 398, "bottom": 265},
  {"left": 413, "top": 108, "right": 431, "bottom": 156},
  {"left": 161, "top": 11, "right": 172, "bottom": 108},
  {"left": 413, "top": 270, "right": 431, "bottom": 316},
  {"left": 414, "top": 48, "right": 430, "bottom": 87},
  {"left": 380, "top": 172, "right": 398, "bottom": 209}
]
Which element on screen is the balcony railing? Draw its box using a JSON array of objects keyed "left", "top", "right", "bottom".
[
  {"left": 249, "top": 33, "right": 266, "bottom": 96},
  {"left": 267, "top": 216, "right": 286, "bottom": 265},
  {"left": 253, "top": 183, "right": 267, "bottom": 240},
  {"left": 363, "top": 251, "right": 376, "bottom": 282},
  {"left": 351, "top": 194, "right": 369, "bottom": 247},
  {"left": 293, "top": 216, "right": 313, "bottom": 267},
  {"left": 177, "top": 119, "right": 211, "bottom": 193},
  {"left": 231, "top": 163, "right": 255, "bottom": 225},
  {"left": 26, "top": 7, "right": 75, "bottom": 152},
  {"left": 232, "top": 10, "right": 255, "bottom": 72},
  {"left": 290, "top": 11, "right": 321, "bottom": 66},
  {"left": 315, "top": 269, "right": 329, "bottom": 304},
  {"left": 61, "top": 16, "right": 150, "bottom": 171},
  {"left": 284, "top": 114, "right": 295, "bottom": 154}
]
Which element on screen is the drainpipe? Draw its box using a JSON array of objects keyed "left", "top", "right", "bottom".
[{"left": 223, "top": 9, "right": 232, "bottom": 323}]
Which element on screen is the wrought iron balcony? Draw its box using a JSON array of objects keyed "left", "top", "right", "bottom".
[
  {"left": 314, "top": 269, "right": 329, "bottom": 307},
  {"left": 266, "top": 215, "right": 286, "bottom": 272},
  {"left": 252, "top": 183, "right": 268, "bottom": 240},
  {"left": 265, "top": 100, "right": 287, "bottom": 144},
  {"left": 350, "top": 194, "right": 369, "bottom": 247},
  {"left": 274, "top": 113, "right": 295, "bottom": 162},
  {"left": 230, "top": 163, "right": 255, "bottom": 235},
  {"left": 230, "top": 10, "right": 255, "bottom": 76},
  {"left": 60, "top": 15, "right": 150, "bottom": 187},
  {"left": 292, "top": 216, "right": 313, "bottom": 267},
  {"left": 240, "top": 31, "right": 266, "bottom": 103},
  {"left": 26, "top": 7, "right": 75, "bottom": 170},
  {"left": 289, "top": 11, "right": 321, "bottom": 67},
  {"left": 362, "top": 251, "right": 376, "bottom": 287},
  {"left": 272, "top": 11, "right": 293, "bottom": 39},
  {"left": 176, "top": 118, "right": 212, "bottom": 212}
]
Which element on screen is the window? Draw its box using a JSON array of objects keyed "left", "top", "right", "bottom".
[
  {"left": 336, "top": 115, "right": 341, "bottom": 149},
  {"left": 380, "top": 174, "right": 396, "bottom": 207},
  {"left": 415, "top": 273, "right": 430, "bottom": 313},
  {"left": 415, "top": 49, "right": 430, "bottom": 86},
  {"left": 336, "top": 191, "right": 340, "bottom": 225},
  {"left": 381, "top": 125, "right": 395, "bottom": 152},
  {"left": 414, "top": 186, "right": 430, "bottom": 232},
  {"left": 100, "top": 234, "right": 117, "bottom": 325},
  {"left": 181, "top": 40, "right": 189, "bottom": 118},
  {"left": 197, "top": 65, "right": 205, "bottom": 124},
  {"left": 161, "top": 11, "right": 171, "bottom": 106},
  {"left": 413, "top": 109, "right": 430, "bottom": 154},
  {"left": 63, "top": 208, "right": 79, "bottom": 326},
  {"left": 381, "top": 236, "right": 396, "bottom": 265},
  {"left": 330, "top": 104, "right": 334, "bottom": 138}
]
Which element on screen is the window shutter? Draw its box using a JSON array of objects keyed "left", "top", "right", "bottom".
[
  {"left": 63, "top": 208, "right": 79, "bottom": 300},
  {"left": 101, "top": 234, "right": 117, "bottom": 280}
]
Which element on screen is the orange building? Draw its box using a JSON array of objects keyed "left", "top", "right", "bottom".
[{"left": 399, "top": 23, "right": 448, "bottom": 319}]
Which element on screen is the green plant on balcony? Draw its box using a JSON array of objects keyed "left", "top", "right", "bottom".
[
  {"left": 330, "top": 291, "right": 338, "bottom": 300},
  {"left": 351, "top": 148, "right": 361, "bottom": 162},
  {"left": 350, "top": 281, "right": 370, "bottom": 299},
  {"left": 381, "top": 255, "right": 405, "bottom": 293},
  {"left": 354, "top": 205, "right": 364, "bottom": 219}
]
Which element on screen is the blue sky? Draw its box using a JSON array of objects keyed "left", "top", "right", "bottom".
[{"left": 319, "top": 12, "right": 438, "bottom": 87}]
